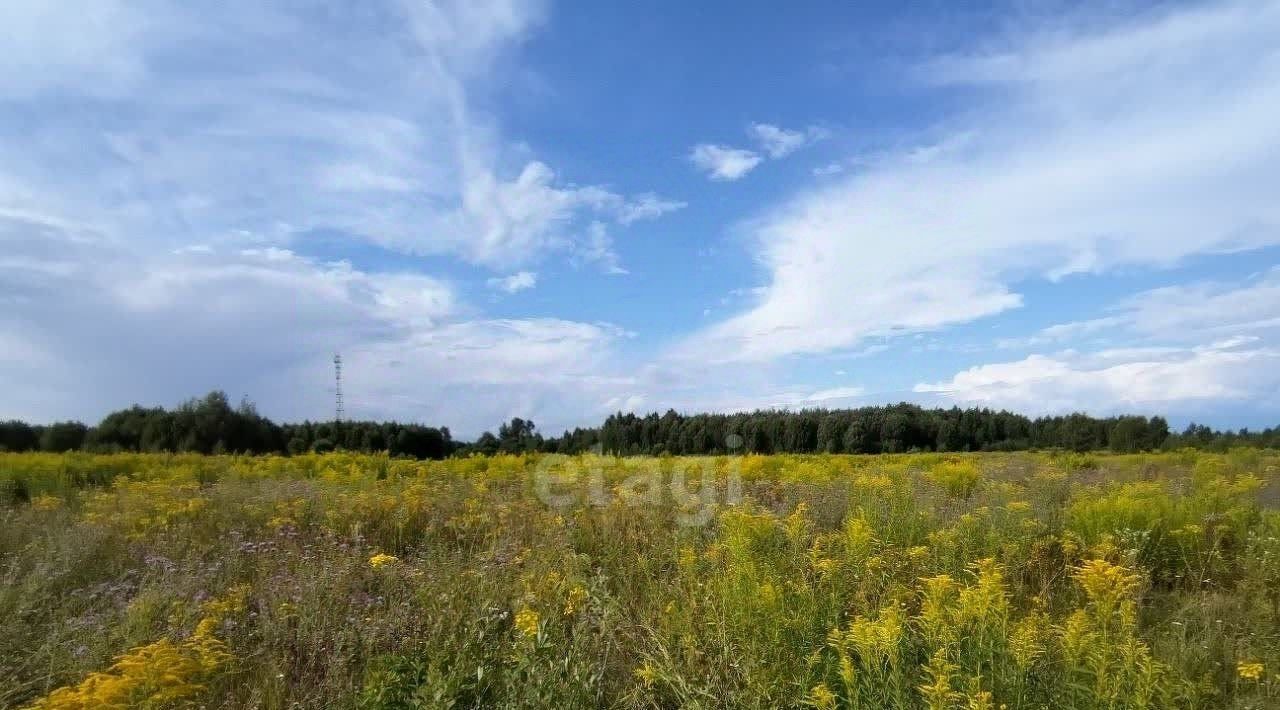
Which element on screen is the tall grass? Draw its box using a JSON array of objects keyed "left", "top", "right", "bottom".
[{"left": 1, "top": 450, "right": 1278, "bottom": 708}]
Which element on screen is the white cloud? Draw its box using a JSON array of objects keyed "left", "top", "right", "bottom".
[
  {"left": 916, "top": 265, "right": 1280, "bottom": 418},
  {"left": 688, "top": 144, "right": 763, "bottom": 181},
  {"left": 0, "top": 226, "right": 641, "bottom": 435},
  {"left": 400, "top": 0, "right": 548, "bottom": 72},
  {"left": 804, "top": 386, "right": 867, "bottom": 403},
  {"left": 575, "top": 221, "right": 628, "bottom": 275},
  {"left": 920, "top": 0, "right": 1277, "bottom": 89},
  {"left": 1001, "top": 267, "right": 1280, "bottom": 349},
  {"left": 684, "top": 0, "right": 1280, "bottom": 363},
  {"left": 0, "top": 1, "right": 181, "bottom": 98},
  {"left": 439, "top": 161, "right": 677, "bottom": 268},
  {"left": 487, "top": 271, "right": 538, "bottom": 293},
  {"left": 748, "top": 123, "right": 828, "bottom": 159},
  {"left": 0, "top": 0, "right": 692, "bottom": 432},
  {"left": 915, "top": 339, "right": 1280, "bottom": 415},
  {"left": 616, "top": 193, "right": 688, "bottom": 225},
  {"left": 688, "top": 124, "right": 827, "bottom": 182},
  {"left": 1110, "top": 268, "right": 1280, "bottom": 337},
  {"left": 603, "top": 394, "right": 648, "bottom": 413},
  {"left": 363, "top": 318, "right": 626, "bottom": 388},
  {"left": 329, "top": 317, "right": 639, "bottom": 434},
  {"left": 0, "top": 0, "right": 680, "bottom": 275},
  {"left": 997, "top": 317, "right": 1125, "bottom": 349},
  {"left": 0, "top": 229, "right": 437, "bottom": 417}
]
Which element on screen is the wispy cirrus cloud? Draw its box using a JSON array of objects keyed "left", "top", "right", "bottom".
[
  {"left": 0, "top": 0, "right": 682, "bottom": 270},
  {"left": 0, "top": 0, "right": 679, "bottom": 432},
  {"left": 574, "top": 221, "right": 628, "bottom": 275},
  {"left": 683, "top": 0, "right": 1280, "bottom": 363},
  {"left": 999, "top": 267, "right": 1280, "bottom": 349}
]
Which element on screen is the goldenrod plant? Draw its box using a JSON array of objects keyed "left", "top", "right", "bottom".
[{"left": 1, "top": 449, "right": 1278, "bottom": 708}]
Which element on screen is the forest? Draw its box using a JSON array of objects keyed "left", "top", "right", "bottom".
[{"left": 2, "top": 391, "right": 1278, "bottom": 459}]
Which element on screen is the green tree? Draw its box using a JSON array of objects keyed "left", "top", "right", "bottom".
[{"left": 39, "top": 422, "right": 89, "bottom": 452}]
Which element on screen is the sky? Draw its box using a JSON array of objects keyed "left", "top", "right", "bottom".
[{"left": 2, "top": 0, "right": 1280, "bottom": 437}]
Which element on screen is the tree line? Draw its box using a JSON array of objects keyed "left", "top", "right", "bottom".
[
  {"left": 2, "top": 392, "right": 1278, "bottom": 458},
  {"left": 0, "top": 392, "right": 455, "bottom": 460},
  {"left": 558, "top": 406, "right": 1171, "bottom": 455}
]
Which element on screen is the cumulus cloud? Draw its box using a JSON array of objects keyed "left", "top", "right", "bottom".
[
  {"left": 921, "top": 265, "right": 1280, "bottom": 418},
  {"left": 0, "top": 222, "right": 642, "bottom": 434},
  {"left": 683, "top": 0, "right": 1280, "bottom": 363},
  {"left": 689, "top": 124, "right": 827, "bottom": 182},
  {"left": 441, "top": 161, "right": 679, "bottom": 268},
  {"left": 0, "top": 224, "right": 440, "bottom": 417},
  {"left": 915, "top": 339, "right": 1280, "bottom": 415},
  {"left": 688, "top": 144, "right": 763, "bottom": 181}
]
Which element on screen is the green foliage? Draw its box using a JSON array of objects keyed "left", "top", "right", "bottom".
[{"left": 358, "top": 654, "right": 487, "bottom": 710}]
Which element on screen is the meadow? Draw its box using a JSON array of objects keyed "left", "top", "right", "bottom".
[{"left": 2, "top": 450, "right": 1279, "bottom": 709}]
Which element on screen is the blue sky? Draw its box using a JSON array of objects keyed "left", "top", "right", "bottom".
[{"left": 2, "top": 0, "right": 1280, "bottom": 437}]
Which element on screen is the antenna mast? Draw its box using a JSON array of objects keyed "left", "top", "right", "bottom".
[{"left": 334, "top": 353, "right": 344, "bottom": 423}]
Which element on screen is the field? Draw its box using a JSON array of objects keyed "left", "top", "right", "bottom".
[{"left": 2, "top": 450, "right": 1279, "bottom": 709}]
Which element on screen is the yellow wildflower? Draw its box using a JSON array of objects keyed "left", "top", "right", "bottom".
[
  {"left": 26, "top": 585, "right": 245, "bottom": 709},
  {"left": 807, "top": 683, "right": 837, "bottom": 710},
  {"left": 634, "top": 662, "right": 658, "bottom": 688},
  {"left": 813, "top": 557, "right": 838, "bottom": 576},
  {"left": 563, "top": 585, "right": 589, "bottom": 616},
  {"left": 1075, "top": 559, "right": 1141, "bottom": 604},
  {"left": 966, "top": 688, "right": 995, "bottom": 710},
  {"left": 842, "top": 605, "right": 905, "bottom": 668},
  {"left": 1237, "top": 661, "right": 1264, "bottom": 681},
  {"left": 917, "top": 574, "right": 960, "bottom": 647},
  {"left": 1073, "top": 558, "right": 1142, "bottom": 629},
  {"left": 1009, "top": 612, "right": 1046, "bottom": 670},
  {"left": 368, "top": 552, "right": 399, "bottom": 569},
  {"left": 514, "top": 607, "right": 540, "bottom": 638},
  {"left": 956, "top": 558, "right": 1009, "bottom": 631},
  {"left": 919, "top": 649, "right": 959, "bottom": 710},
  {"left": 31, "top": 494, "right": 63, "bottom": 511},
  {"left": 844, "top": 516, "right": 875, "bottom": 560}
]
